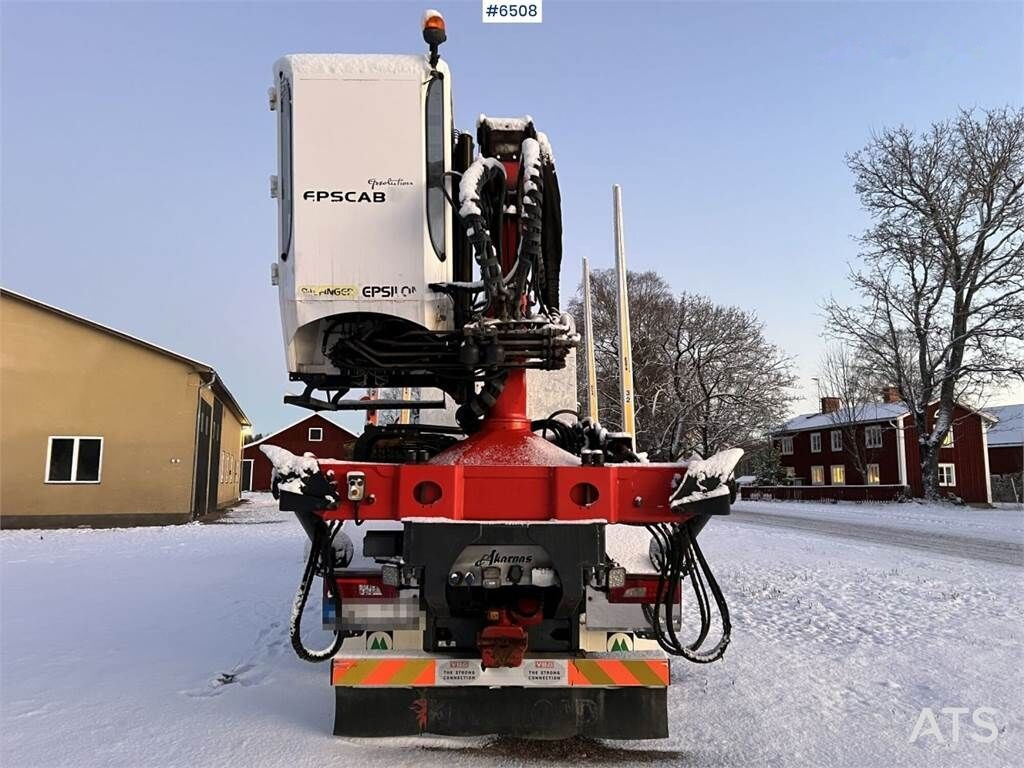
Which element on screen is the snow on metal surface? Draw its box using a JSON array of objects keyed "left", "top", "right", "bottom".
[{"left": 276, "top": 53, "right": 432, "bottom": 79}]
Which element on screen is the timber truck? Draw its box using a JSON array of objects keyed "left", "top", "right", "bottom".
[{"left": 262, "top": 10, "right": 742, "bottom": 740}]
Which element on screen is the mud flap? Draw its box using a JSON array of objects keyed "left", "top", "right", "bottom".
[{"left": 334, "top": 686, "right": 668, "bottom": 739}]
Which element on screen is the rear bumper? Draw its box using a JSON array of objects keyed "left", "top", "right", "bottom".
[{"left": 334, "top": 685, "right": 668, "bottom": 739}]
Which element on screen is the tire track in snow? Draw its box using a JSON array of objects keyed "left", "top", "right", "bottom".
[{"left": 727, "top": 510, "right": 1023, "bottom": 566}]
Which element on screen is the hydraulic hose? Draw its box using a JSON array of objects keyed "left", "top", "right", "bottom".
[
  {"left": 645, "top": 520, "right": 731, "bottom": 664},
  {"left": 290, "top": 516, "right": 353, "bottom": 663}
]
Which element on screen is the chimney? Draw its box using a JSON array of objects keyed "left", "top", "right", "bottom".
[
  {"left": 880, "top": 386, "right": 902, "bottom": 404},
  {"left": 820, "top": 397, "right": 841, "bottom": 414}
]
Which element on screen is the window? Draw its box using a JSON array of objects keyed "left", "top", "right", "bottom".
[
  {"left": 308, "top": 427, "right": 323, "bottom": 442},
  {"left": 810, "top": 433, "right": 822, "bottom": 453},
  {"left": 831, "top": 465, "right": 846, "bottom": 485},
  {"left": 941, "top": 430, "right": 954, "bottom": 447},
  {"left": 811, "top": 466, "right": 824, "bottom": 485},
  {"left": 45, "top": 437, "right": 103, "bottom": 483},
  {"left": 938, "top": 463, "right": 956, "bottom": 487},
  {"left": 425, "top": 74, "right": 446, "bottom": 260},
  {"left": 865, "top": 425, "right": 883, "bottom": 449},
  {"left": 866, "top": 463, "right": 881, "bottom": 485},
  {"left": 784, "top": 467, "right": 796, "bottom": 479},
  {"left": 780, "top": 436, "right": 794, "bottom": 455},
  {"left": 830, "top": 431, "right": 843, "bottom": 451}
]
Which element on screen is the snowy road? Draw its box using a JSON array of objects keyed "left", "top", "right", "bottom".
[
  {"left": 2, "top": 495, "right": 1021, "bottom": 768},
  {"left": 729, "top": 504, "right": 1024, "bottom": 566}
]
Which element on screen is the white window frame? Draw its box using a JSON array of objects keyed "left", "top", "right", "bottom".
[
  {"left": 784, "top": 466, "right": 796, "bottom": 479},
  {"left": 830, "top": 464, "right": 846, "bottom": 485},
  {"left": 941, "top": 430, "right": 954, "bottom": 447},
  {"left": 810, "top": 433, "right": 821, "bottom": 453},
  {"left": 308, "top": 427, "right": 324, "bottom": 442},
  {"left": 865, "top": 425, "right": 883, "bottom": 449},
  {"left": 810, "top": 465, "right": 825, "bottom": 486},
  {"left": 866, "top": 463, "right": 881, "bottom": 485},
  {"left": 779, "top": 436, "right": 794, "bottom": 455},
  {"left": 938, "top": 463, "right": 956, "bottom": 487},
  {"left": 44, "top": 436, "right": 104, "bottom": 484},
  {"left": 830, "top": 430, "right": 843, "bottom": 452}
]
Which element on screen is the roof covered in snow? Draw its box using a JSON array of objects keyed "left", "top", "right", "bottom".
[
  {"left": 987, "top": 403, "right": 1024, "bottom": 447},
  {"left": 275, "top": 53, "right": 443, "bottom": 80},
  {"left": 0, "top": 287, "right": 250, "bottom": 426},
  {"left": 777, "top": 403, "right": 909, "bottom": 434},
  {"left": 244, "top": 412, "right": 358, "bottom": 448}
]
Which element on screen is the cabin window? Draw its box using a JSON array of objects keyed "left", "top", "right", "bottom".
[
  {"left": 941, "top": 430, "right": 954, "bottom": 447},
  {"left": 938, "top": 463, "right": 956, "bottom": 487},
  {"left": 46, "top": 436, "right": 103, "bottom": 483},
  {"left": 810, "top": 433, "right": 821, "bottom": 453},
  {"left": 866, "top": 463, "right": 881, "bottom": 485},
  {"left": 830, "top": 431, "right": 843, "bottom": 451},
  {"left": 865, "top": 425, "right": 883, "bottom": 449},
  {"left": 308, "top": 427, "right": 323, "bottom": 442},
  {"left": 425, "top": 75, "right": 446, "bottom": 260},
  {"left": 830, "top": 465, "right": 846, "bottom": 485},
  {"left": 811, "top": 466, "right": 824, "bottom": 485},
  {"left": 779, "top": 436, "right": 794, "bottom": 455}
]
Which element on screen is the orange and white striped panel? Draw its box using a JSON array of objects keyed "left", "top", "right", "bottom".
[
  {"left": 331, "top": 657, "right": 669, "bottom": 688},
  {"left": 568, "top": 658, "right": 669, "bottom": 687},
  {"left": 332, "top": 658, "right": 436, "bottom": 687}
]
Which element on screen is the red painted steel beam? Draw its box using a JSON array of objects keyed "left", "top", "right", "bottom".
[{"left": 318, "top": 459, "right": 690, "bottom": 525}]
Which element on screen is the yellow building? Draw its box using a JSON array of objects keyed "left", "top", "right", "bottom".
[{"left": 0, "top": 289, "right": 251, "bottom": 528}]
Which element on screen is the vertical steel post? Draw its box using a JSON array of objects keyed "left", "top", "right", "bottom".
[
  {"left": 582, "top": 257, "right": 600, "bottom": 422},
  {"left": 613, "top": 185, "right": 636, "bottom": 446}
]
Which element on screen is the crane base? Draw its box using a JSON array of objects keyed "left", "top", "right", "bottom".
[{"left": 334, "top": 685, "right": 668, "bottom": 740}]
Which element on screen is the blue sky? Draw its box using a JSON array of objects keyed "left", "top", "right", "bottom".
[{"left": 3, "top": 1, "right": 1022, "bottom": 434}]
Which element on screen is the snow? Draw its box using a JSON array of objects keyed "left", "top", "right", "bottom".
[
  {"left": 277, "top": 54, "right": 434, "bottom": 79},
  {"left": 536, "top": 131, "right": 555, "bottom": 165},
  {"left": 780, "top": 402, "right": 908, "bottom": 432},
  {"left": 259, "top": 444, "right": 321, "bottom": 496},
  {"left": 457, "top": 157, "right": 505, "bottom": 218},
  {"left": 986, "top": 403, "right": 1023, "bottom": 447},
  {"left": 670, "top": 448, "right": 744, "bottom": 507},
  {"left": 2, "top": 493, "right": 1021, "bottom": 767},
  {"left": 476, "top": 114, "right": 533, "bottom": 132},
  {"left": 422, "top": 9, "right": 443, "bottom": 25}
]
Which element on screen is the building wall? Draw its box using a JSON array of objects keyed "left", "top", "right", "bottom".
[
  {"left": 1, "top": 297, "right": 202, "bottom": 526},
  {"left": 198, "top": 387, "right": 245, "bottom": 510},
  {"left": 903, "top": 405, "right": 988, "bottom": 503},
  {"left": 775, "top": 421, "right": 902, "bottom": 487},
  {"left": 243, "top": 414, "right": 357, "bottom": 491},
  {"left": 988, "top": 445, "right": 1023, "bottom": 476}
]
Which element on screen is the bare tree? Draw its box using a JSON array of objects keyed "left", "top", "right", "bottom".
[
  {"left": 570, "top": 271, "right": 795, "bottom": 461},
  {"left": 815, "top": 344, "right": 881, "bottom": 477},
  {"left": 825, "top": 108, "right": 1024, "bottom": 499},
  {"left": 568, "top": 269, "right": 678, "bottom": 456},
  {"left": 665, "top": 294, "right": 796, "bottom": 459}
]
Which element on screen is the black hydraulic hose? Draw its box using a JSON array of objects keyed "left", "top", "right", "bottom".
[
  {"left": 290, "top": 516, "right": 352, "bottom": 663},
  {"left": 648, "top": 521, "right": 731, "bottom": 664}
]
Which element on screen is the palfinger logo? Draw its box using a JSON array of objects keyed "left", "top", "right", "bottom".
[{"left": 299, "top": 285, "right": 358, "bottom": 299}]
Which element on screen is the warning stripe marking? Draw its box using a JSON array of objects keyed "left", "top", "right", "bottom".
[
  {"left": 332, "top": 659, "right": 436, "bottom": 687},
  {"left": 570, "top": 659, "right": 669, "bottom": 687},
  {"left": 331, "top": 658, "right": 667, "bottom": 687}
]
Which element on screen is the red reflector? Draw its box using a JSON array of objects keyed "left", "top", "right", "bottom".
[
  {"left": 332, "top": 570, "right": 399, "bottom": 599},
  {"left": 607, "top": 575, "right": 678, "bottom": 604}
]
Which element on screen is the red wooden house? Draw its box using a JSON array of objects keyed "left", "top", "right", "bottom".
[
  {"left": 761, "top": 392, "right": 996, "bottom": 504},
  {"left": 242, "top": 413, "right": 358, "bottom": 492}
]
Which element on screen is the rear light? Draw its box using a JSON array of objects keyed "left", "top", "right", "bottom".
[
  {"left": 607, "top": 575, "right": 679, "bottom": 604},
  {"left": 332, "top": 570, "right": 399, "bottom": 599}
]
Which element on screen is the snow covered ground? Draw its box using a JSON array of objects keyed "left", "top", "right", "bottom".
[{"left": 2, "top": 494, "right": 1021, "bottom": 767}]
